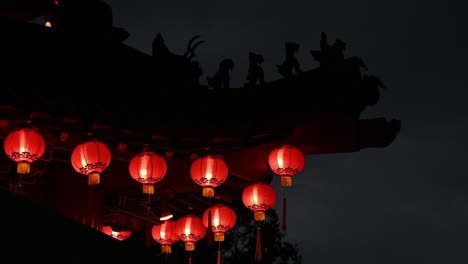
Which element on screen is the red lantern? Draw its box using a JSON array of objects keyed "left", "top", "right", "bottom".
[
  {"left": 101, "top": 226, "right": 131, "bottom": 241},
  {"left": 71, "top": 140, "right": 111, "bottom": 185},
  {"left": 3, "top": 128, "right": 45, "bottom": 174},
  {"left": 202, "top": 204, "right": 236, "bottom": 242},
  {"left": 190, "top": 155, "right": 228, "bottom": 198},
  {"left": 203, "top": 204, "right": 236, "bottom": 264},
  {"left": 242, "top": 182, "right": 276, "bottom": 221},
  {"left": 152, "top": 220, "right": 179, "bottom": 254},
  {"left": 242, "top": 182, "right": 276, "bottom": 262},
  {"left": 129, "top": 151, "right": 167, "bottom": 194},
  {"left": 268, "top": 145, "right": 304, "bottom": 187},
  {"left": 174, "top": 214, "right": 206, "bottom": 252}
]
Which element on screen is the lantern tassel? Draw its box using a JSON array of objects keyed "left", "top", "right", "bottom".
[
  {"left": 188, "top": 251, "right": 192, "bottom": 264},
  {"left": 282, "top": 188, "right": 287, "bottom": 232},
  {"left": 217, "top": 242, "right": 222, "bottom": 264},
  {"left": 207, "top": 209, "right": 213, "bottom": 247},
  {"left": 255, "top": 221, "right": 262, "bottom": 262}
]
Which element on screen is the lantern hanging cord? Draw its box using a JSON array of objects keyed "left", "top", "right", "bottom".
[
  {"left": 217, "top": 241, "right": 222, "bottom": 264},
  {"left": 17, "top": 173, "right": 23, "bottom": 192},
  {"left": 146, "top": 192, "right": 152, "bottom": 216},
  {"left": 282, "top": 186, "right": 287, "bottom": 232}
]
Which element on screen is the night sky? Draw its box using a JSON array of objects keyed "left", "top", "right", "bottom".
[{"left": 102, "top": 0, "right": 466, "bottom": 263}]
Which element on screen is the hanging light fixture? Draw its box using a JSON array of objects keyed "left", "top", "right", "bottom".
[
  {"left": 71, "top": 140, "right": 111, "bottom": 185},
  {"left": 3, "top": 127, "right": 46, "bottom": 175},
  {"left": 190, "top": 155, "right": 228, "bottom": 198},
  {"left": 128, "top": 150, "right": 167, "bottom": 195},
  {"left": 175, "top": 214, "right": 207, "bottom": 264},
  {"left": 152, "top": 220, "right": 179, "bottom": 255},
  {"left": 242, "top": 182, "right": 277, "bottom": 263},
  {"left": 268, "top": 144, "right": 304, "bottom": 232},
  {"left": 203, "top": 204, "right": 237, "bottom": 264}
]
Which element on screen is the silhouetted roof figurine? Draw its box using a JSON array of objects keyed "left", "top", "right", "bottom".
[
  {"left": 207, "top": 59, "right": 235, "bottom": 89},
  {"left": 277, "top": 42, "right": 302, "bottom": 78},
  {"left": 244, "top": 52, "right": 265, "bottom": 88},
  {"left": 152, "top": 34, "right": 205, "bottom": 89},
  {"left": 310, "top": 32, "right": 347, "bottom": 70}
]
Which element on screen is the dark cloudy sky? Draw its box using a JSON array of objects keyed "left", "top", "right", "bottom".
[{"left": 104, "top": 0, "right": 467, "bottom": 263}]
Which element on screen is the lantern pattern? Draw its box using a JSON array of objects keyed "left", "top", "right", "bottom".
[
  {"left": 174, "top": 214, "right": 206, "bottom": 251},
  {"left": 71, "top": 140, "right": 111, "bottom": 185},
  {"left": 268, "top": 145, "right": 304, "bottom": 187},
  {"left": 190, "top": 155, "right": 228, "bottom": 198},
  {"left": 101, "top": 226, "right": 132, "bottom": 241},
  {"left": 242, "top": 182, "right": 276, "bottom": 221},
  {"left": 152, "top": 220, "right": 179, "bottom": 254},
  {"left": 242, "top": 182, "right": 276, "bottom": 262},
  {"left": 129, "top": 151, "right": 167, "bottom": 194},
  {"left": 202, "top": 204, "right": 236, "bottom": 242},
  {"left": 3, "top": 128, "right": 46, "bottom": 174}
]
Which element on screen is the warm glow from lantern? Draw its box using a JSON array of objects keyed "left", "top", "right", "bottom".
[
  {"left": 45, "top": 21, "right": 52, "bottom": 27},
  {"left": 242, "top": 182, "right": 276, "bottom": 222},
  {"left": 269, "top": 145, "right": 305, "bottom": 187},
  {"left": 71, "top": 140, "right": 111, "bottom": 186},
  {"left": 129, "top": 151, "right": 167, "bottom": 194},
  {"left": 4, "top": 128, "right": 46, "bottom": 175},
  {"left": 160, "top": 231, "right": 166, "bottom": 239},
  {"left": 190, "top": 155, "right": 228, "bottom": 198}
]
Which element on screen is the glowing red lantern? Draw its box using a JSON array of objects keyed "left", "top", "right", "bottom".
[
  {"left": 129, "top": 151, "right": 167, "bottom": 195},
  {"left": 174, "top": 214, "right": 206, "bottom": 252},
  {"left": 101, "top": 226, "right": 132, "bottom": 241},
  {"left": 202, "top": 204, "right": 236, "bottom": 242},
  {"left": 71, "top": 140, "right": 111, "bottom": 185},
  {"left": 152, "top": 220, "right": 179, "bottom": 254},
  {"left": 268, "top": 145, "right": 304, "bottom": 187},
  {"left": 3, "top": 128, "right": 46, "bottom": 174},
  {"left": 190, "top": 155, "right": 228, "bottom": 198},
  {"left": 242, "top": 182, "right": 276, "bottom": 262},
  {"left": 242, "top": 182, "right": 276, "bottom": 221}
]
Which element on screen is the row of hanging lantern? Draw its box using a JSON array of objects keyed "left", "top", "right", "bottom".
[{"left": 3, "top": 127, "right": 305, "bottom": 263}]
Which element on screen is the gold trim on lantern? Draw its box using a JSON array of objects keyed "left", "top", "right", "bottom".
[
  {"left": 202, "top": 186, "right": 214, "bottom": 198},
  {"left": 88, "top": 172, "right": 100, "bottom": 185},
  {"left": 161, "top": 244, "right": 172, "bottom": 254},
  {"left": 254, "top": 211, "right": 265, "bottom": 221},
  {"left": 214, "top": 232, "right": 225, "bottom": 242},
  {"left": 142, "top": 184, "right": 154, "bottom": 194},
  {"left": 17, "top": 161, "right": 30, "bottom": 174},
  {"left": 185, "top": 241, "right": 195, "bottom": 251},
  {"left": 280, "top": 176, "right": 293, "bottom": 187}
]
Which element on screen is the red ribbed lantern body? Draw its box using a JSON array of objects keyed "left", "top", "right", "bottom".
[
  {"left": 268, "top": 145, "right": 305, "bottom": 186},
  {"left": 101, "top": 226, "right": 131, "bottom": 241},
  {"left": 152, "top": 220, "right": 179, "bottom": 254},
  {"left": 4, "top": 128, "right": 45, "bottom": 174},
  {"left": 203, "top": 204, "right": 236, "bottom": 242},
  {"left": 129, "top": 151, "right": 167, "bottom": 194},
  {"left": 71, "top": 140, "right": 111, "bottom": 185},
  {"left": 242, "top": 182, "right": 276, "bottom": 221},
  {"left": 175, "top": 214, "right": 207, "bottom": 251},
  {"left": 190, "top": 155, "right": 228, "bottom": 198}
]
